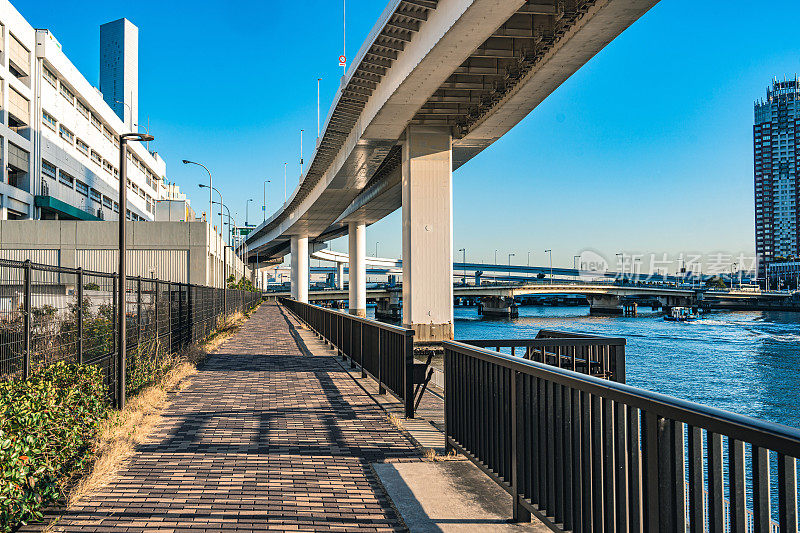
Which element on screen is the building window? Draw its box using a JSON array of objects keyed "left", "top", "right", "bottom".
[
  {"left": 76, "top": 138, "right": 89, "bottom": 154},
  {"left": 103, "top": 160, "right": 113, "bottom": 174},
  {"left": 7, "top": 142, "right": 29, "bottom": 190},
  {"left": 90, "top": 113, "right": 101, "bottom": 130},
  {"left": 59, "top": 82, "right": 75, "bottom": 104},
  {"left": 8, "top": 33, "right": 30, "bottom": 81},
  {"left": 102, "top": 196, "right": 113, "bottom": 209},
  {"left": 103, "top": 126, "right": 113, "bottom": 142},
  {"left": 113, "top": 201, "right": 119, "bottom": 213},
  {"left": 58, "top": 124, "right": 74, "bottom": 143},
  {"left": 113, "top": 167, "right": 119, "bottom": 179},
  {"left": 76, "top": 99, "right": 90, "bottom": 118},
  {"left": 90, "top": 189, "right": 102, "bottom": 204},
  {"left": 59, "top": 170, "right": 74, "bottom": 187},
  {"left": 113, "top": 136, "right": 119, "bottom": 148},
  {"left": 42, "top": 160, "right": 57, "bottom": 179},
  {"left": 75, "top": 180, "right": 88, "bottom": 196},
  {"left": 42, "top": 110, "right": 57, "bottom": 130},
  {"left": 90, "top": 150, "right": 102, "bottom": 165},
  {"left": 43, "top": 65, "right": 57, "bottom": 87},
  {"left": 8, "top": 87, "right": 29, "bottom": 128}
]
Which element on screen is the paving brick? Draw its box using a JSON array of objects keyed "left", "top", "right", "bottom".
[{"left": 53, "top": 303, "right": 419, "bottom": 532}]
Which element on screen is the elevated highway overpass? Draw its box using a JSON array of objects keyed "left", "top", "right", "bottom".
[{"left": 245, "top": 0, "right": 660, "bottom": 341}]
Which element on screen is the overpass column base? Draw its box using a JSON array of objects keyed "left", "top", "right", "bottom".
[
  {"left": 290, "top": 235, "right": 309, "bottom": 303},
  {"left": 348, "top": 221, "right": 367, "bottom": 315},
  {"left": 402, "top": 125, "right": 454, "bottom": 342},
  {"left": 406, "top": 323, "right": 454, "bottom": 344}
]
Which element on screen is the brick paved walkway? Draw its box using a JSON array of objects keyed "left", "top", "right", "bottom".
[{"left": 56, "top": 303, "right": 420, "bottom": 532}]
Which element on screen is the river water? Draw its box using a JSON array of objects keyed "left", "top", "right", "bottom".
[{"left": 451, "top": 305, "right": 800, "bottom": 430}]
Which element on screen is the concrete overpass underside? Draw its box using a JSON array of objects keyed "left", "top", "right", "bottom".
[{"left": 246, "top": 0, "right": 660, "bottom": 342}]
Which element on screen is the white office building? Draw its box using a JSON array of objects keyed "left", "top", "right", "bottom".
[{"left": 0, "top": 0, "right": 171, "bottom": 222}]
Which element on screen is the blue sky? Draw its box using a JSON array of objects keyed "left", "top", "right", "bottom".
[{"left": 15, "top": 0, "right": 800, "bottom": 272}]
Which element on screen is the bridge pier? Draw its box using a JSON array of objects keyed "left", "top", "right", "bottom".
[
  {"left": 402, "top": 126, "right": 454, "bottom": 343},
  {"left": 348, "top": 221, "right": 367, "bottom": 317},
  {"left": 290, "top": 235, "right": 309, "bottom": 303},
  {"left": 376, "top": 292, "right": 401, "bottom": 321},
  {"left": 336, "top": 262, "right": 345, "bottom": 290},
  {"left": 478, "top": 296, "right": 518, "bottom": 318},
  {"left": 588, "top": 294, "right": 623, "bottom": 315}
]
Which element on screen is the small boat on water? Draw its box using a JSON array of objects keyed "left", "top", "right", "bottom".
[{"left": 664, "top": 307, "right": 698, "bottom": 322}]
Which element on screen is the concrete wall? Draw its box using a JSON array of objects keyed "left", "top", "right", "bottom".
[{"left": 0, "top": 220, "right": 249, "bottom": 287}]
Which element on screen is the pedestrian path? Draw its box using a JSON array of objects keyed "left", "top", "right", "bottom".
[{"left": 55, "top": 302, "right": 420, "bottom": 532}]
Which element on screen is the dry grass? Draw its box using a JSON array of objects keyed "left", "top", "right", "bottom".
[{"left": 61, "top": 306, "right": 256, "bottom": 511}]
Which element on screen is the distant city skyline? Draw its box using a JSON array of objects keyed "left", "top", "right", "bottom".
[{"left": 16, "top": 0, "right": 800, "bottom": 271}]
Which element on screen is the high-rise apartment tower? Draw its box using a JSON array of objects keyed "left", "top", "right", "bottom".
[
  {"left": 99, "top": 18, "right": 138, "bottom": 128},
  {"left": 754, "top": 77, "right": 800, "bottom": 281}
]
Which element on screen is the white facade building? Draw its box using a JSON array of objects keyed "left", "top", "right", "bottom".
[{"left": 0, "top": 0, "right": 172, "bottom": 222}]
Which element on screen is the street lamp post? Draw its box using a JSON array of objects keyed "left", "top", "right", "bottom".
[
  {"left": 317, "top": 78, "right": 322, "bottom": 140},
  {"left": 545, "top": 249, "right": 553, "bottom": 285},
  {"left": 182, "top": 160, "right": 216, "bottom": 236},
  {"left": 245, "top": 198, "right": 253, "bottom": 227},
  {"left": 375, "top": 241, "right": 379, "bottom": 258},
  {"left": 458, "top": 248, "right": 466, "bottom": 285},
  {"left": 198, "top": 183, "right": 224, "bottom": 245},
  {"left": 731, "top": 263, "right": 738, "bottom": 290},
  {"left": 263, "top": 179, "right": 271, "bottom": 222},
  {"left": 117, "top": 131, "right": 154, "bottom": 410},
  {"left": 115, "top": 100, "right": 132, "bottom": 130},
  {"left": 508, "top": 253, "right": 515, "bottom": 278},
  {"left": 616, "top": 252, "right": 624, "bottom": 282}
]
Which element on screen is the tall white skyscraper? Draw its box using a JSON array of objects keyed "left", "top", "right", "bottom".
[{"left": 99, "top": 18, "right": 138, "bottom": 129}]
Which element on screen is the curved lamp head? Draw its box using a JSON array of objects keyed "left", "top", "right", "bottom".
[
  {"left": 120, "top": 133, "right": 154, "bottom": 143},
  {"left": 198, "top": 183, "right": 207, "bottom": 188}
]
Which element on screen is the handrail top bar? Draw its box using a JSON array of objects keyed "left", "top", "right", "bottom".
[
  {"left": 462, "top": 338, "right": 626, "bottom": 347},
  {"left": 283, "top": 299, "right": 414, "bottom": 336},
  {"left": 536, "top": 328, "right": 627, "bottom": 343},
  {"left": 443, "top": 340, "right": 800, "bottom": 455}
]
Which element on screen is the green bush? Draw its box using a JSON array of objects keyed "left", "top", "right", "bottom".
[{"left": 0, "top": 362, "right": 109, "bottom": 531}]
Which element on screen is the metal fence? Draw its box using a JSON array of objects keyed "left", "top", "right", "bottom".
[
  {"left": 461, "top": 329, "right": 626, "bottom": 383},
  {"left": 0, "top": 258, "right": 261, "bottom": 403},
  {"left": 443, "top": 340, "right": 800, "bottom": 532},
  {"left": 280, "top": 298, "right": 416, "bottom": 417}
]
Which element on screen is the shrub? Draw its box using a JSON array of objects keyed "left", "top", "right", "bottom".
[{"left": 0, "top": 362, "right": 109, "bottom": 531}]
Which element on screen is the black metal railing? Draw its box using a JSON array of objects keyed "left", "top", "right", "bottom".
[
  {"left": 0, "top": 258, "right": 261, "bottom": 403},
  {"left": 281, "top": 298, "right": 416, "bottom": 417},
  {"left": 443, "top": 340, "right": 800, "bottom": 532},
  {"left": 461, "top": 329, "right": 626, "bottom": 383}
]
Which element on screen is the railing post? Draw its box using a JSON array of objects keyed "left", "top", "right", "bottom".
[
  {"left": 404, "top": 331, "right": 414, "bottom": 418},
  {"left": 511, "top": 369, "right": 531, "bottom": 522},
  {"left": 77, "top": 268, "right": 84, "bottom": 365},
  {"left": 377, "top": 328, "right": 385, "bottom": 394},
  {"left": 360, "top": 322, "right": 366, "bottom": 378},
  {"left": 22, "top": 259, "right": 31, "bottom": 379}
]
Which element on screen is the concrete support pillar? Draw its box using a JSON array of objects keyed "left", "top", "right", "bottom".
[
  {"left": 348, "top": 221, "right": 366, "bottom": 316},
  {"left": 401, "top": 125, "right": 454, "bottom": 343},
  {"left": 290, "top": 235, "right": 308, "bottom": 303},
  {"left": 337, "top": 262, "right": 345, "bottom": 290}
]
